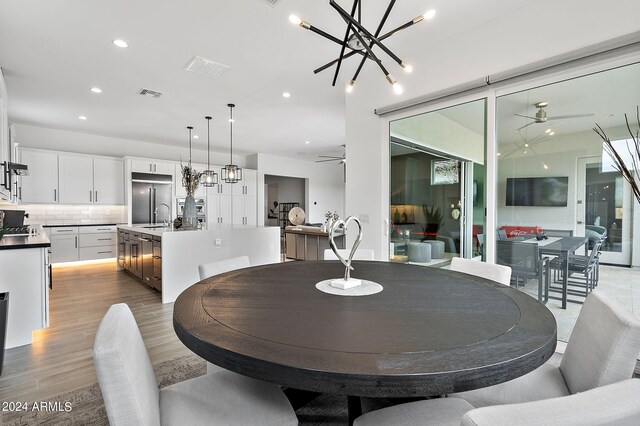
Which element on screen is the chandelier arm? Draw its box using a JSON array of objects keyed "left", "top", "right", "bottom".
[
  {"left": 334, "top": 9, "right": 390, "bottom": 78},
  {"left": 330, "top": 0, "right": 405, "bottom": 68},
  {"left": 313, "top": 15, "right": 416, "bottom": 75},
  {"left": 349, "top": 0, "right": 396, "bottom": 85},
  {"left": 332, "top": 0, "right": 360, "bottom": 87}
]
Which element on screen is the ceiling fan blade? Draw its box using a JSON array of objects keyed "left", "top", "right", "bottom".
[
  {"left": 315, "top": 158, "right": 340, "bottom": 163},
  {"left": 546, "top": 113, "right": 595, "bottom": 120},
  {"left": 515, "top": 121, "right": 535, "bottom": 131},
  {"left": 317, "top": 155, "right": 343, "bottom": 159},
  {"left": 515, "top": 114, "right": 538, "bottom": 120}
]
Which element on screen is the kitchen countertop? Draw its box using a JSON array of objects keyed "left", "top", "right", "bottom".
[
  {"left": 43, "top": 223, "right": 123, "bottom": 227},
  {"left": 0, "top": 231, "right": 51, "bottom": 250},
  {"left": 118, "top": 224, "right": 196, "bottom": 237}
]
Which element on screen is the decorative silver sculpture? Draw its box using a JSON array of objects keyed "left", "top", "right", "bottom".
[{"left": 329, "top": 215, "right": 363, "bottom": 288}]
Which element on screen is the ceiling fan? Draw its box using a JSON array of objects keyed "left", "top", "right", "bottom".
[
  {"left": 315, "top": 154, "right": 346, "bottom": 164},
  {"left": 515, "top": 101, "right": 594, "bottom": 131},
  {"left": 315, "top": 145, "right": 346, "bottom": 164}
]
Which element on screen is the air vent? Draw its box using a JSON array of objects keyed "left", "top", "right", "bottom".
[
  {"left": 184, "top": 56, "right": 230, "bottom": 79},
  {"left": 138, "top": 88, "right": 163, "bottom": 98},
  {"left": 258, "top": 0, "right": 280, "bottom": 6}
]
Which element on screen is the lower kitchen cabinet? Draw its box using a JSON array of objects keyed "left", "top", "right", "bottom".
[
  {"left": 118, "top": 229, "right": 162, "bottom": 292},
  {"left": 49, "top": 227, "right": 79, "bottom": 263},
  {"left": 47, "top": 225, "right": 117, "bottom": 263}
]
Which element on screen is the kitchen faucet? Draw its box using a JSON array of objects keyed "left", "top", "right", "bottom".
[{"left": 154, "top": 203, "right": 171, "bottom": 226}]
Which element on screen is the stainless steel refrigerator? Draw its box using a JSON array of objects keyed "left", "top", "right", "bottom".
[{"left": 131, "top": 172, "right": 173, "bottom": 224}]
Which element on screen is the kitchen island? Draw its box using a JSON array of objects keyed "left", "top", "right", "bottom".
[
  {"left": 117, "top": 224, "right": 280, "bottom": 303},
  {"left": 0, "top": 227, "right": 50, "bottom": 348}
]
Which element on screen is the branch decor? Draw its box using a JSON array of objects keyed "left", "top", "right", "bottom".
[{"left": 593, "top": 106, "right": 640, "bottom": 204}]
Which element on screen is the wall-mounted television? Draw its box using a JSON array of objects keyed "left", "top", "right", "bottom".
[{"left": 506, "top": 176, "right": 568, "bottom": 207}]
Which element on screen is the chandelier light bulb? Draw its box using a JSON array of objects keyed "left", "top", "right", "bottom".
[
  {"left": 229, "top": 170, "right": 235, "bottom": 179},
  {"left": 228, "top": 118, "right": 235, "bottom": 123},
  {"left": 392, "top": 82, "right": 404, "bottom": 95},
  {"left": 289, "top": 14, "right": 302, "bottom": 26},
  {"left": 423, "top": 9, "right": 436, "bottom": 20},
  {"left": 401, "top": 62, "right": 413, "bottom": 73},
  {"left": 346, "top": 80, "right": 355, "bottom": 93}
]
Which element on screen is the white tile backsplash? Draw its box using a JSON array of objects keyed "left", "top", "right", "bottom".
[{"left": 1, "top": 204, "right": 127, "bottom": 225}]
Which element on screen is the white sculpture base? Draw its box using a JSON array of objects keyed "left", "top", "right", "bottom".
[
  {"left": 330, "top": 278, "right": 362, "bottom": 289},
  {"left": 315, "top": 279, "right": 383, "bottom": 297}
]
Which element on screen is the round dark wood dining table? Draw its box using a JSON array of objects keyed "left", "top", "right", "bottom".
[{"left": 173, "top": 261, "right": 556, "bottom": 400}]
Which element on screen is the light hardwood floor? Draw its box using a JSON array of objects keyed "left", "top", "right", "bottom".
[{"left": 0, "top": 260, "right": 191, "bottom": 405}]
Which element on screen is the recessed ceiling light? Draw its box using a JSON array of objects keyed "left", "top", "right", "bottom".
[
  {"left": 549, "top": 131, "right": 555, "bottom": 136},
  {"left": 304, "top": 141, "right": 310, "bottom": 144},
  {"left": 78, "top": 115, "right": 87, "bottom": 120},
  {"left": 112, "top": 39, "right": 128, "bottom": 48},
  {"left": 497, "top": 152, "right": 501, "bottom": 156},
  {"left": 282, "top": 92, "right": 292, "bottom": 98},
  {"left": 193, "top": 135, "right": 199, "bottom": 139},
  {"left": 90, "top": 87, "right": 102, "bottom": 93},
  {"left": 524, "top": 143, "right": 529, "bottom": 148},
  {"left": 545, "top": 128, "right": 552, "bottom": 134}
]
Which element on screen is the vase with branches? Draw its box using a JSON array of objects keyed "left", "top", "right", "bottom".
[
  {"left": 181, "top": 163, "right": 202, "bottom": 228},
  {"left": 422, "top": 204, "right": 443, "bottom": 240},
  {"left": 593, "top": 106, "right": 640, "bottom": 204}
]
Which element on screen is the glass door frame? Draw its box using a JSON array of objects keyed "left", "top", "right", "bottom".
[{"left": 385, "top": 95, "right": 491, "bottom": 262}]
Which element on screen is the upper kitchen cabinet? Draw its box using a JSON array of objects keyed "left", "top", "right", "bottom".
[
  {"left": 59, "top": 153, "right": 124, "bottom": 204},
  {"left": 93, "top": 158, "right": 125, "bottom": 204},
  {"left": 19, "top": 149, "right": 59, "bottom": 203},
  {"left": 0, "top": 70, "right": 11, "bottom": 200},
  {"left": 131, "top": 159, "right": 174, "bottom": 175},
  {"left": 232, "top": 169, "right": 257, "bottom": 197}
]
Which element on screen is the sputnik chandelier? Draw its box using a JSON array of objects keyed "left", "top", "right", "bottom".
[{"left": 289, "top": 1, "right": 435, "bottom": 94}]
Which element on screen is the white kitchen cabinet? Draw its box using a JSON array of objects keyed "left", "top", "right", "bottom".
[
  {"left": 49, "top": 227, "right": 79, "bottom": 263},
  {"left": 94, "top": 157, "right": 124, "bottom": 204},
  {"left": 19, "top": 149, "right": 59, "bottom": 203},
  {"left": 232, "top": 195, "right": 257, "bottom": 227},
  {"left": 59, "top": 154, "right": 124, "bottom": 205},
  {"left": 131, "top": 159, "right": 174, "bottom": 175},
  {"left": 207, "top": 189, "right": 232, "bottom": 229},
  {"left": 242, "top": 169, "right": 257, "bottom": 197},
  {"left": 0, "top": 71, "right": 10, "bottom": 200},
  {"left": 59, "top": 154, "right": 94, "bottom": 203}
]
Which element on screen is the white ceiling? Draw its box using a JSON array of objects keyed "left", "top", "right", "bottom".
[{"left": 0, "top": 0, "right": 543, "bottom": 161}]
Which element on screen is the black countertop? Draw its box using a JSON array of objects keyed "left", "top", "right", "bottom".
[
  {"left": 0, "top": 232, "right": 51, "bottom": 250},
  {"left": 43, "top": 223, "right": 121, "bottom": 228}
]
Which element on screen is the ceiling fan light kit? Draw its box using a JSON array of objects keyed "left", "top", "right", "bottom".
[{"left": 290, "top": 0, "right": 433, "bottom": 94}]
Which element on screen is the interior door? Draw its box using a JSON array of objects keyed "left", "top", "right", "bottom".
[{"left": 576, "top": 156, "right": 631, "bottom": 265}]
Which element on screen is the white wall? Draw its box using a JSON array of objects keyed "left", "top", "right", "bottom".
[
  {"left": 344, "top": 0, "right": 640, "bottom": 259},
  {"left": 13, "top": 123, "right": 247, "bottom": 167},
  {"left": 247, "top": 153, "right": 344, "bottom": 225}
]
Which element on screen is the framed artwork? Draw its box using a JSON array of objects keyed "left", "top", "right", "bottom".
[{"left": 431, "top": 159, "right": 459, "bottom": 185}]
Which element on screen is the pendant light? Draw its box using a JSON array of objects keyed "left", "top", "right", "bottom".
[
  {"left": 200, "top": 116, "right": 218, "bottom": 187},
  {"left": 221, "top": 103, "right": 242, "bottom": 183}
]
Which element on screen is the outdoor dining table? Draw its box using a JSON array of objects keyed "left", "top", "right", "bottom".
[
  {"left": 521, "top": 236, "right": 589, "bottom": 309},
  {"left": 173, "top": 261, "right": 557, "bottom": 424}
]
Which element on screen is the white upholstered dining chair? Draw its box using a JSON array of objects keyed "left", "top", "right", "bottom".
[
  {"left": 452, "top": 289, "right": 640, "bottom": 407},
  {"left": 354, "top": 379, "right": 640, "bottom": 426},
  {"left": 449, "top": 257, "right": 512, "bottom": 286},
  {"left": 198, "top": 255, "right": 251, "bottom": 280},
  {"left": 323, "top": 249, "right": 375, "bottom": 260},
  {"left": 93, "top": 303, "right": 297, "bottom": 426}
]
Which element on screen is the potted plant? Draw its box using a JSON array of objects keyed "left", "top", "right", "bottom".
[{"left": 422, "top": 204, "right": 443, "bottom": 240}]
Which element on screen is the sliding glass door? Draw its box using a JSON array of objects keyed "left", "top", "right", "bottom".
[{"left": 388, "top": 99, "right": 486, "bottom": 265}]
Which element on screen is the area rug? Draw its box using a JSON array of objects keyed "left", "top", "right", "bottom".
[{"left": 0, "top": 353, "right": 375, "bottom": 426}]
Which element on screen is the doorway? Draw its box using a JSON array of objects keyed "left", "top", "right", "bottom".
[
  {"left": 264, "top": 175, "right": 306, "bottom": 253},
  {"left": 577, "top": 156, "right": 631, "bottom": 265},
  {"left": 388, "top": 99, "right": 487, "bottom": 265}
]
